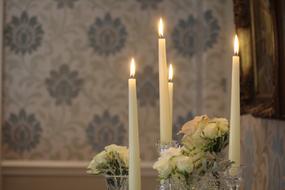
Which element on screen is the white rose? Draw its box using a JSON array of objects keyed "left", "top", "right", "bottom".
[
  {"left": 105, "top": 144, "right": 129, "bottom": 165},
  {"left": 94, "top": 151, "right": 107, "bottom": 165},
  {"left": 182, "top": 135, "right": 195, "bottom": 150},
  {"left": 87, "top": 159, "right": 100, "bottom": 174},
  {"left": 191, "top": 127, "right": 207, "bottom": 147},
  {"left": 180, "top": 115, "right": 209, "bottom": 136},
  {"left": 161, "top": 147, "right": 181, "bottom": 159},
  {"left": 105, "top": 144, "right": 127, "bottom": 153},
  {"left": 203, "top": 123, "right": 219, "bottom": 139},
  {"left": 153, "top": 157, "right": 172, "bottom": 178},
  {"left": 120, "top": 149, "right": 129, "bottom": 165},
  {"left": 87, "top": 151, "right": 107, "bottom": 174},
  {"left": 174, "top": 155, "right": 193, "bottom": 173},
  {"left": 215, "top": 118, "right": 229, "bottom": 134}
]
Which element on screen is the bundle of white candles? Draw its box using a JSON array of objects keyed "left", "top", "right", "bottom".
[{"left": 128, "top": 19, "right": 241, "bottom": 190}]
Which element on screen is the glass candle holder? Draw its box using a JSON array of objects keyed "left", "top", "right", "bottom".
[
  {"left": 223, "top": 165, "right": 246, "bottom": 190},
  {"left": 156, "top": 140, "right": 178, "bottom": 154},
  {"left": 156, "top": 140, "right": 178, "bottom": 190}
]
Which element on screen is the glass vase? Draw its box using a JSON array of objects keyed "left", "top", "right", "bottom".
[
  {"left": 156, "top": 140, "right": 178, "bottom": 190},
  {"left": 157, "top": 179, "right": 172, "bottom": 190},
  {"left": 105, "top": 175, "right": 128, "bottom": 190},
  {"left": 223, "top": 166, "right": 245, "bottom": 190},
  {"left": 170, "top": 174, "right": 229, "bottom": 190},
  {"left": 193, "top": 174, "right": 228, "bottom": 190}
]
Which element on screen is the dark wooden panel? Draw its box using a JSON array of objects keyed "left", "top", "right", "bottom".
[
  {"left": 275, "top": 0, "right": 285, "bottom": 118},
  {"left": 234, "top": 0, "right": 285, "bottom": 119}
]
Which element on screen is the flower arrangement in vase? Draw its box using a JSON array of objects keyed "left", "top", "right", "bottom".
[
  {"left": 87, "top": 144, "right": 129, "bottom": 190},
  {"left": 153, "top": 115, "right": 233, "bottom": 190}
]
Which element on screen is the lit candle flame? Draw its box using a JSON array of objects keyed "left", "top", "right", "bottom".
[
  {"left": 130, "top": 58, "right": 136, "bottom": 78},
  {"left": 168, "top": 64, "right": 173, "bottom": 81},
  {"left": 158, "top": 18, "right": 164, "bottom": 37},
  {"left": 234, "top": 34, "right": 239, "bottom": 55}
]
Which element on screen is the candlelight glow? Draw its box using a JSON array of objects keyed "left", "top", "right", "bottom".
[
  {"left": 234, "top": 35, "right": 239, "bottom": 55},
  {"left": 130, "top": 58, "right": 136, "bottom": 77},
  {"left": 168, "top": 64, "right": 173, "bottom": 81},
  {"left": 158, "top": 18, "right": 164, "bottom": 37}
]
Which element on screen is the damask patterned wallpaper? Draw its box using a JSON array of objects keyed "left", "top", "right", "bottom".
[{"left": 2, "top": 0, "right": 234, "bottom": 161}]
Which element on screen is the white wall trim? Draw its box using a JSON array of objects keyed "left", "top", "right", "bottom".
[{"left": 1, "top": 160, "right": 157, "bottom": 177}]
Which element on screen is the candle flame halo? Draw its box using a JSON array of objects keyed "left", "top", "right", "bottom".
[
  {"left": 130, "top": 58, "right": 136, "bottom": 78},
  {"left": 158, "top": 18, "right": 164, "bottom": 37},
  {"left": 234, "top": 34, "right": 239, "bottom": 55},
  {"left": 169, "top": 63, "right": 173, "bottom": 81}
]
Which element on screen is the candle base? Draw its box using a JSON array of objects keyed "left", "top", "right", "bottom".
[
  {"left": 224, "top": 165, "right": 245, "bottom": 190},
  {"left": 156, "top": 140, "right": 178, "bottom": 154},
  {"left": 157, "top": 179, "right": 171, "bottom": 190}
]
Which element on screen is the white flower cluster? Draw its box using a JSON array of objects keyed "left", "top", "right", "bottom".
[
  {"left": 87, "top": 144, "right": 129, "bottom": 176},
  {"left": 153, "top": 147, "right": 202, "bottom": 178},
  {"left": 153, "top": 115, "right": 230, "bottom": 180},
  {"left": 180, "top": 116, "right": 229, "bottom": 152}
]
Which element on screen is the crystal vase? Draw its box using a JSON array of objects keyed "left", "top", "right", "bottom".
[
  {"left": 170, "top": 173, "right": 230, "bottom": 190},
  {"left": 170, "top": 166, "right": 244, "bottom": 190},
  {"left": 105, "top": 175, "right": 128, "bottom": 190},
  {"left": 171, "top": 178, "right": 227, "bottom": 190},
  {"left": 223, "top": 166, "right": 245, "bottom": 190},
  {"left": 156, "top": 141, "right": 178, "bottom": 190},
  {"left": 192, "top": 174, "right": 228, "bottom": 190}
]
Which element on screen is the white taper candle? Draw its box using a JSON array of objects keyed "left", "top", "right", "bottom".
[
  {"left": 229, "top": 35, "right": 241, "bottom": 173},
  {"left": 158, "top": 18, "right": 172, "bottom": 144},
  {"left": 168, "top": 64, "right": 174, "bottom": 128},
  {"left": 128, "top": 58, "right": 141, "bottom": 190}
]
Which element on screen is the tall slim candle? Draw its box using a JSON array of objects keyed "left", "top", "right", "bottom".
[
  {"left": 168, "top": 64, "right": 174, "bottom": 128},
  {"left": 158, "top": 18, "right": 172, "bottom": 144},
  {"left": 128, "top": 58, "right": 141, "bottom": 190},
  {"left": 229, "top": 35, "right": 241, "bottom": 170}
]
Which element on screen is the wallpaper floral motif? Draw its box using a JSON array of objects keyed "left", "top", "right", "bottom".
[
  {"left": 172, "top": 10, "right": 220, "bottom": 57},
  {"left": 86, "top": 110, "right": 127, "bottom": 152},
  {"left": 45, "top": 64, "right": 84, "bottom": 105},
  {"left": 5, "top": 11, "right": 44, "bottom": 55},
  {"left": 88, "top": 13, "right": 127, "bottom": 56},
  {"left": 3, "top": 109, "right": 42, "bottom": 153},
  {"left": 2, "top": 0, "right": 233, "bottom": 161},
  {"left": 54, "top": 0, "right": 79, "bottom": 9},
  {"left": 137, "top": 65, "right": 159, "bottom": 107}
]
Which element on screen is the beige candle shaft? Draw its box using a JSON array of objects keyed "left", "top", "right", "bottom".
[
  {"left": 128, "top": 78, "right": 141, "bottom": 190},
  {"left": 168, "top": 82, "right": 173, "bottom": 128},
  {"left": 229, "top": 55, "right": 241, "bottom": 168},
  {"left": 158, "top": 38, "right": 172, "bottom": 144}
]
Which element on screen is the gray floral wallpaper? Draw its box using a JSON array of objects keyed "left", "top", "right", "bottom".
[{"left": 2, "top": 0, "right": 234, "bottom": 161}]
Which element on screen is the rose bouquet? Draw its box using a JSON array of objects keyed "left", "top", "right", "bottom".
[
  {"left": 153, "top": 115, "right": 232, "bottom": 189},
  {"left": 87, "top": 144, "right": 129, "bottom": 190}
]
